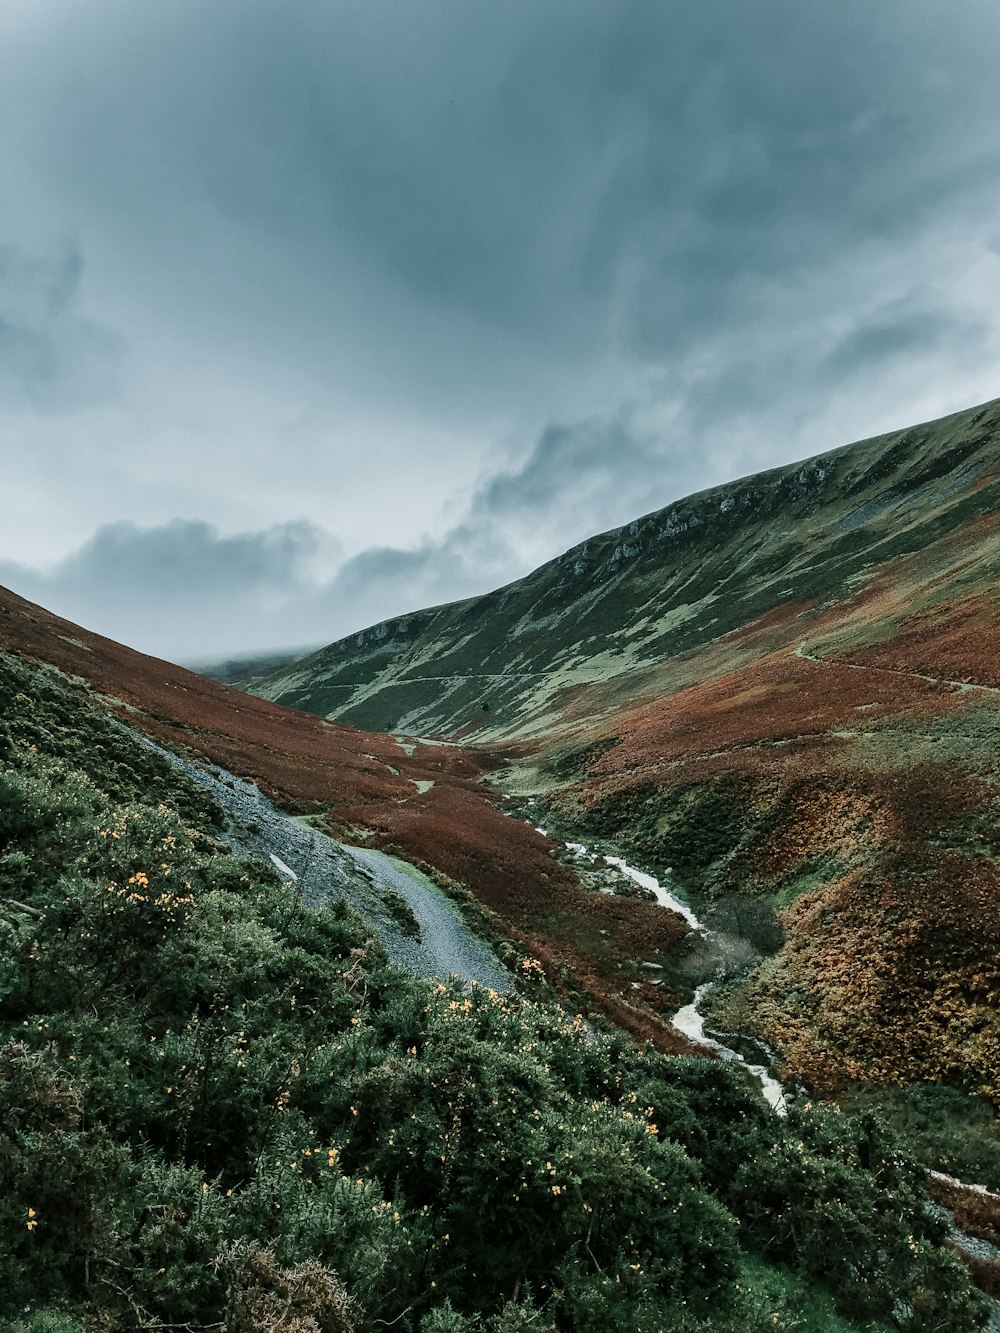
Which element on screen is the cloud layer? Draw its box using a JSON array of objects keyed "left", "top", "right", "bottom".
[{"left": 2, "top": 1, "right": 1000, "bottom": 657}]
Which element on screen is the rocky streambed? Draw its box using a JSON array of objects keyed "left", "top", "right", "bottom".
[{"left": 532, "top": 813, "right": 788, "bottom": 1113}]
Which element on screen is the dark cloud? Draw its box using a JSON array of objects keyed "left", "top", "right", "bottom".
[
  {"left": 0, "top": 240, "right": 121, "bottom": 410},
  {"left": 306, "top": 415, "right": 695, "bottom": 638},
  {"left": 0, "top": 520, "right": 335, "bottom": 659},
  {"left": 0, "top": 421, "right": 670, "bottom": 657},
  {"left": 6, "top": 2, "right": 1000, "bottom": 386},
  {"left": 2, "top": 2, "right": 1000, "bottom": 655},
  {"left": 822, "top": 298, "right": 984, "bottom": 381},
  {"left": 55, "top": 519, "right": 324, "bottom": 599}
]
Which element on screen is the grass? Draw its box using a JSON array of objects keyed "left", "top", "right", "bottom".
[
  {"left": 380, "top": 886, "right": 422, "bottom": 939},
  {"left": 839, "top": 1083, "right": 1000, "bottom": 1192}
]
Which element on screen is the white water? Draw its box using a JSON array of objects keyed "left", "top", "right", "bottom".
[
  {"left": 603, "top": 854, "right": 703, "bottom": 930},
  {"left": 673, "top": 983, "right": 787, "bottom": 1114},
  {"left": 543, "top": 824, "right": 787, "bottom": 1114}
]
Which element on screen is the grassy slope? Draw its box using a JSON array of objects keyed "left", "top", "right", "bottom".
[
  {"left": 256, "top": 398, "right": 1000, "bottom": 740},
  {"left": 7, "top": 649, "right": 983, "bottom": 1332},
  {"left": 0, "top": 585, "right": 700, "bottom": 1056}
]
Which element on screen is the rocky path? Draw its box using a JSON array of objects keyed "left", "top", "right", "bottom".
[
  {"left": 124, "top": 723, "right": 511, "bottom": 991},
  {"left": 796, "top": 640, "right": 1000, "bottom": 695}
]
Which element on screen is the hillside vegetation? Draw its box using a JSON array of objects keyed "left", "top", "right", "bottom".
[
  {"left": 0, "top": 649, "right": 990, "bottom": 1331},
  {"left": 249, "top": 399, "right": 1000, "bottom": 1161},
  {"left": 256, "top": 398, "right": 1000, "bottom": 740},
  {"left": 0, "top": 585, "right": 701, "bottom": 1054}
]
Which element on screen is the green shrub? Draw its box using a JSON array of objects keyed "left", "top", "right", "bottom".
[{"left": 0, "top": 650, "right": 988, "bottom": 1332}]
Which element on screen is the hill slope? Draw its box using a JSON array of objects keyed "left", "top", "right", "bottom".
[
  {"left": 252, "top": 399, "right": 1000, "bottom": 1121},
  {"left": 0, "top": 585, "right": 694, "bottom": 1051},
  {"left": 12, "top": 649, "right": 982, "bottom": 1330},
  {"left": 256, "top": 397, "right": 1000, "bottom": 740}
]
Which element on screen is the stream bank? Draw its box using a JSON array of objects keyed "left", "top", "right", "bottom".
[{"left": 530, "top": 806, "right": 788, "bottom": 1113}]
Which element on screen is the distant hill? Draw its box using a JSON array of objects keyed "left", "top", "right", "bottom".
[
  {"left": 192, "top": 644, "right": 322, "bottom": 688},
  {"left": 255, "top": 397, "right": 1000, "bottom": 740}
]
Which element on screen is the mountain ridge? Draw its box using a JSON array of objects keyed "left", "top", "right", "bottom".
[
  {"left": 255, "top": 395, "right": 1000, "bottom": 738},
  {"left": 245, "top": 394, "right": 1000, "bottom": 1127}
]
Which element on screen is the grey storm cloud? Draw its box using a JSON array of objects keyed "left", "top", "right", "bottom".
[
  {"left": 821, "top": 297, "right": 986, "bottom": 382},
  {"left": 309, "top": 414, "right": 712, "bottom": 640},
  {"left": 0, "top": 520, "right": 334, "bottom": 659},
  {"left": 6, "top": 0, "right": 1000, "bottom": 386},
  {"left": 2, "top": 1, "right": 1000, "bottom": 658},
  {"left": 0, "top": 240, "right": 121, "bottom": 410},
  {"left": 473, "top": 420, "right": 657, "bottom": 525},
  {"left": 53, "top": 520, "right": 326, "bottom": 600}
]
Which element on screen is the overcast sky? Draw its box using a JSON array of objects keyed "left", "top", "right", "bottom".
[{"left": 2, "top": 0, "right": 1000, "bottom": 661}]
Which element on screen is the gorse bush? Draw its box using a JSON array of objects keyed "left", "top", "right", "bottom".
[{"left": 0, "top": 652, "right": 988, "bottom": 1332}]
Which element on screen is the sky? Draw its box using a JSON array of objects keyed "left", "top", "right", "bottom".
[{"left": 2, "top": 0, "right": 1000, "bottom": 662}]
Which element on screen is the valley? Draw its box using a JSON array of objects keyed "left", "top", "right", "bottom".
[
  {"left": 3, "top": 397, "right": 1000, "bottom": 1328},
  {"left": 248, "top": 398, "right": 1000, "bottom": 1154}
]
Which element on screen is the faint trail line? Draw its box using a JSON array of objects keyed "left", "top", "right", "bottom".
[{"left": 795, "top": 641, "right": 1000, "bottom": 696}]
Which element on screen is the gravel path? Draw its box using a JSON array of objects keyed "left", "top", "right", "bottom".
[
  {"left": 124, "top": 723, "right": 511, "bottom": 991},
  {"left": 344, "top": 847, "right": 512, "bottom": 991}
]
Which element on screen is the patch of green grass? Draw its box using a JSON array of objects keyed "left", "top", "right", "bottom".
[
  {"left": 380, "top": 886, "right": 422, "bottom": 940},
  {"left": 538, "top": 736, "right": 620, "bottom": 785},
  {"left": 840, "top": 1083, "right": 1000, "bottom": 1192},
  {"left": 772, "top": 854, "right": 846, "bottom": 907},
  {"left": 727, "top": 1255, "right": 895, "bottom": 1333}
]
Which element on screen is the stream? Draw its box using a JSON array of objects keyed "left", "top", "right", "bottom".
[
  {"left": 539, "top": 815, "right": 1000, "bottom": 1326},
  {"left": 117, "top": 732, "right": 997, "bottom": 1313},
  {"left": 537, "top": 817, "right": 787, "bottom": 1114}
]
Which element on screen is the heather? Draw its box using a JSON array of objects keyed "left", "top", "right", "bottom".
[{"left": 0, "top": 654, "right": 986, "bottom": 1331}]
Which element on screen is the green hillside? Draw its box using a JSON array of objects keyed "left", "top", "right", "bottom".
[{"left": 255, "top": 398, "right": 1000, "bottom": 739}]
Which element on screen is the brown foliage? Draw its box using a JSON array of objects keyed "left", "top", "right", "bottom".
[
  {"left": 221, "top": 1243, "right": 356, "bottom": 1333},
  {"left": 960, "top": 1254, "right": 1000, "bottom": 1300},
  {"left": 928, "top": 1179, "right": 1000, "bottom": 1249}
]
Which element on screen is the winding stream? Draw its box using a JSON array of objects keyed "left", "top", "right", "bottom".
[
  {"left": 672, "top": 982, "right": 786, "bottom": 1113},
  {"left": 540, "top": 821, "right": 788, "bottom": 1114}
]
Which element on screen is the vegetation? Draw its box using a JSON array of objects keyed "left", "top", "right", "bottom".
[
  {"left": 0, "top": 652, "right": 989, "bottom": 1331},
  {"left": 380, "top": 885, "right": 422, "bottom": 939},
  {"left": 840, "top": 1084, "right": 1000, "bottom": 1193},
  {"left": 253, "top": 400, "right": 1000, "bottom": 739}
]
